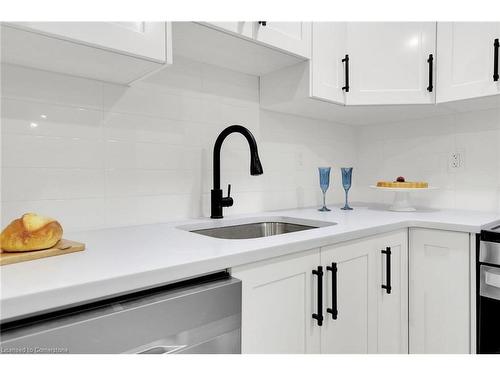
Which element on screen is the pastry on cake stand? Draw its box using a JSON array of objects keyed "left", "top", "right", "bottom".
[{"left": 370, "top": 177, "right": 437, "bottom": 212}]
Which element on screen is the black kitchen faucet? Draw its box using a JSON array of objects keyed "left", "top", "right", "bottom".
[{"left": 211, "top": 125, "right": 263, "bottom": 219}]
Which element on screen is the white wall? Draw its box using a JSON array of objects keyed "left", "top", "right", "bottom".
[
  {"left": 1, "top": 59, "right": 357, "bottom": 231},
  {"left": 356, "top": 108, "right": 500, "bottom": 212}
]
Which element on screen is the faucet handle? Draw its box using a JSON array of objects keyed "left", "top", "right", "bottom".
[{"left": 221, "top": 184, "right": 233, "bottom": 208}]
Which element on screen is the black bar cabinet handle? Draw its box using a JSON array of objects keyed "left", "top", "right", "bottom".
[
  {"left": 312, "top": 266, "right": 324, "bottom": 326},
  {"left": 494, "top": 38, "right": 499, "bottom": 82},
  {"left": 342, "top": 54, "right": 350, "bottom": 92},
  {"left": 427, "top": 54, "right": 434, "bottom": 92},
  {"left": 258, "top": 21, "right": 267, "bottom": 27},
  {"left": 381, "top": 247, "right": 392, "bottom": 294},
  {"left": 326, "top": 262, "right": 338, "bottom": 320}
]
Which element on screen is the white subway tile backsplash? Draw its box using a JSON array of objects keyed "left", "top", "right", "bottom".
[
  {"left": 2, "top": 59, "right": 357, "bottom": 230},
  {"left": 201, "top": 99, "right": 259, "bottom": 126},
  {"left": 104, "top": 139, "right": 136, "bottom": 169},
  {"left": 4, "top": 56, "right": 497, "bottom": 231},
  {"left": 103, "top": 112, "right": 188, "bottom": 145},
  {"left": 135, "top": 143, "right": 201, "bottom": 170},
  {"left": 356, "top": 107, "right": 500, "bottom": 212},
  {"left": 2, "top": 168, "right": 104, "bottom": 201},
  {"left": 2, "top": 133, "right": 104, "bottom": 169},
  {"left": 105, "top": 169, "right": 200, "bottom": 197},
  {"left": 1, "top": 198, "right": 106, "bottom": 232},
  {"left": 1, "top": 98, "right": 102, "bottom": 139},
  {"left": 103, "top": 83, "right": 188, "bottom": 119},
  {"left": 104, "top": 194, "right": 197, "bottom": 227},
  {"left": 454, "top": 188, "right": 499, "bottom": 212},
  {"left": 142, "top": 56, "right": 203, "bottom": 94}
]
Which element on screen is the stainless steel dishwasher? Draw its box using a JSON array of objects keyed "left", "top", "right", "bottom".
[{"left": 0, "top": 272, "right": 241, "bottom": 354}]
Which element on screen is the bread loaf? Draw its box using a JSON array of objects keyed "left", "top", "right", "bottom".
[{"left": 1, "top": 213, "right": 63, "bottom": 252}]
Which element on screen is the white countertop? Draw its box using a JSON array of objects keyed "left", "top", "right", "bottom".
[{"left": 1, "top": 203, "right": 499, "bottom": 322}]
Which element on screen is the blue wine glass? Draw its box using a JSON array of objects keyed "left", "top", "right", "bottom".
[
  {"left": 318, "top": 167, "right": 331, "bottom": 212},
  {"left": 341, "top": 167, "right": 353, "bottom": 210}
]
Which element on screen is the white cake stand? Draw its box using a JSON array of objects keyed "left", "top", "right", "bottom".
[{"left": 369, "top": 186, "right": 438, "bottom": 212}]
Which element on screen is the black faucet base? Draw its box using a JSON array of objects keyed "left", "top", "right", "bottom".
[{"left": 210, "top": 189, "right": 233, "bottom": 219}]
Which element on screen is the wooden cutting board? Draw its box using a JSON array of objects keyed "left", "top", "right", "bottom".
[{"left": 0, "top": 239, "right": 85, "bottom": 266}]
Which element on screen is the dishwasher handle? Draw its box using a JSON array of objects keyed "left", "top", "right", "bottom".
[{"left": 136, "top": 344, "right": 187, "bottom": 354}]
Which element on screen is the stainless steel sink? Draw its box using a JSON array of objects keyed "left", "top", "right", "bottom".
[{"left": 184, "top": 217, "right": 336, "bottom": 240}]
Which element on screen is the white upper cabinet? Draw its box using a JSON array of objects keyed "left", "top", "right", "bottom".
[
  {"left": 13, "top": 22, "right": 168, "bottom": 62},
  {"left": 311, "top": 22, "right": 347, "bottom": 104},
  {"left": 345, "top": 22, "right": 436, "bottom": 105},
  {"left": 254, "top": 22, "right": 312, "bottom": 58},
  {"left": 174, "top": 22, "right": 309, "bottom": 76},
  {"left": 1, "top": 22, "right": 171, "bottom": 84},
  {"left": 202, "top": 21, "right": 311, "bottom": 58},
  {"left": 261, "top": 22, "right": 440, "bottom": 120},
  {"left": 436, "top": 22, "right": 500, "bottom": 103},
  {"left": 203, "top": 22, "right": 253, "bottom": 38}
]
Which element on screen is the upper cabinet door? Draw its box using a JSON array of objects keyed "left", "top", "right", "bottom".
[
  {"left": 345, "top": 22, "right": 436, "bottom": 105},
  {"left": 203, "top": 22, "right": 253, "bottom": 38},
  {"left": 310, "top": 22, "right": 347, "bottom": 104},
  {"left": 436, "top": 22, "right": 500, "bottom": 103},
  {"left": 254, "top": 22, "right": 312, "bottom": 58},
  {"left": 11, "top": 22, "right": 168, "bottom": 62}
]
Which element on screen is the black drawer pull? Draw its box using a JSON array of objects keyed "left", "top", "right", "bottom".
[
  {"left": 381, "top": 247, "right": 392, "bottom": 294},
  {"left": 342, "top": 54, "right": 350, "bottom": 92},
  {"left": 427, "top": 54, "right": 434, "bottom": 92},
  {"left": 326, "top": 262, "right": 338, "bottom": 320},
  {"left": 312, "top": 266, "right": 324, "bottom": 326},
  {"left": 494, "top": 38, "right": 499, "bottom": 82}
]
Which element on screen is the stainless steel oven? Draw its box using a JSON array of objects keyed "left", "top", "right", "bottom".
[{"left": 478, "top": 227, "right": 500, "bottom": 354}]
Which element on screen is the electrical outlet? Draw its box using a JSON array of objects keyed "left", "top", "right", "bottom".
[{"left": 449, "top": 151, "right": 464, "bottom": 170}]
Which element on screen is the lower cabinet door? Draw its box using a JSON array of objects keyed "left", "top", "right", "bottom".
[
  {"left": 374, "top": 230, "right": 409, "bottom": 354},
  {"left": 231, "top": 249, "right": 321, "bottom": 353},
  {"left": 320, "top": 240, "right": 378, "bottom": 353},
  {"left": 409, "top": 228, "right": 471, "bottom": 353}
]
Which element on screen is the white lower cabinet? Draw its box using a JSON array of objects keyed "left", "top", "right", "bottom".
[
  {"left": 320, "top": 229, "right": 408, "bottom": 354},
  {"left": 409, "top": 228, "right": 471, "bottom": 353},
  {"left": 232, "top": 249, "right": 321, "bottom": 353},
  {"left": 320, "top": 237, "right": 377, "bottom": 353},
  {"left": 374, "top": 231, "right": 409, "bottom": 353},
  {"left": 233, "top": 229, "right": 408, "bottom": 354},
  {"left": 234, "top": 227, "right": 471, "bottom": 354}
]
